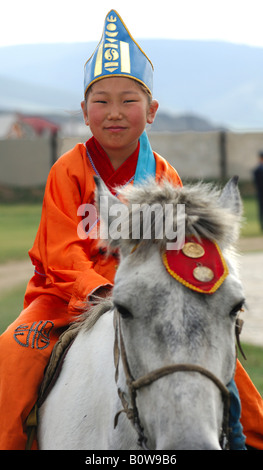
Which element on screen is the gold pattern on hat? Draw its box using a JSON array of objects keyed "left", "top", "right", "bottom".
[
  {"left": 93, "top": 12, "right": 131, "bottom": 77},
  {"left": 104, "top": 49, "right": 119, "bottom": 61},
  {"left": 94, "top": 44, "right": 103, "bottom": 77},
  {"left": 107, "top": 14, "right": 117, "bottom": 22},
  {"left": 193, "top": 266, "right": 214, "bottom": 282},
  {"left": 120, "top": 41, "right": 131, "bottom": 73},
  {"left": 107, "top": 23, "right": 117, "bottom": 31},
  {"left": 182, "top": 242, "right": 205, "bottom": 259}
]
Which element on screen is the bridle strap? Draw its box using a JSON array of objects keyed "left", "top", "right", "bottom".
[
  {"left": 235, "top": 317, "right": 247, "bottom": 360},
  {"left": 114, "top": 310, "right": 231, "bottom": 450},
  {"left": 132, "top": 363, "right": 230, "bottom": 397}
]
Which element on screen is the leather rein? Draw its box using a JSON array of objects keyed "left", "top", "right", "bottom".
[{"left": 113, "top": 310, "right": 243, "bottom": 451}]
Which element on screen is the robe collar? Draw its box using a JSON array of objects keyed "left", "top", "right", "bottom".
[{"left": 85, "top": 136, "right": 139, "bottom": 194}]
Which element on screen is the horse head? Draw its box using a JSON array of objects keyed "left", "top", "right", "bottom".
[{"left": 95, "top": 176, "right": 245, "bottom": 450}]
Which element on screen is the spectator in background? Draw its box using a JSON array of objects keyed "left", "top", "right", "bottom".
[{"left": 253, "top": 151, "right": 263, "bottom": 231}]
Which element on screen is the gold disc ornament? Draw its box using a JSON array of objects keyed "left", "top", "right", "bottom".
[
  {"left": 193, "top": 266, "right": 214, "bottom": 283},
  {"left": 182, "top": 242, "right": 205, "bottom": 259}
]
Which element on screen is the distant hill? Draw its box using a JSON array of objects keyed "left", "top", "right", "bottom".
[
  {"left": 1, "top": 40, "right": 263, "bottom": 129},
  {"left": 151, "top": 111, "right": 223, "bottom": 132}
]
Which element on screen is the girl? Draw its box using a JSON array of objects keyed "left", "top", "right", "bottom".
[{"left": 0, "top": 10, "right": 262, "bottom": 450}]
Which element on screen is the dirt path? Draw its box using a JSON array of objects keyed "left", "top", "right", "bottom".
[
  {"left": 238, "top": 252, "right": 263, "bottom": 347},
  {"left": 0, "top": 259, "right": 33, "bottom": 293},
  {"left": 0, "top": 237, "right": 262, "bottom": 346},
  {"left": 235, "top": 237, "right": 263, "bottom": 347}
]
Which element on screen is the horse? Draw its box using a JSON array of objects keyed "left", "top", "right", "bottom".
[{"left": 37, "top": 176, "right": 245, "bottom": 450}]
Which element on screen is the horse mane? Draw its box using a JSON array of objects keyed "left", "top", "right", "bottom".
[
  {"left": 71, "top": 297, "right": 114, "bottom": 333},
  {"left": 105, "top": 178, "right": 242, "bottom": 253}
]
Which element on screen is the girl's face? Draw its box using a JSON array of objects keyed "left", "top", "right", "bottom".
[{"left": 81, "top": 77, "right": 158, "bottom": 166}]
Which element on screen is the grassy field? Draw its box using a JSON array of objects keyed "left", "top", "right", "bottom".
[
  {"left": 0, "top": 204, "right": 42, "bottom": 263},
  {"left": 239, "top": 344, "right": 263, "bottom": 397},
  {"left": 241, "top": 197, "right": 262, "bottom": 237},
  {"left": 0, "top": 197, "right": 262, "bottom": 395},
  {"left": 0, "top": 283, "right": 26, "bottom": 334}
]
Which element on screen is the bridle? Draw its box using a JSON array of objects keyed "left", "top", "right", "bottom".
[{"left": 113, "top": 310, "right": 232, "bottom": 450}]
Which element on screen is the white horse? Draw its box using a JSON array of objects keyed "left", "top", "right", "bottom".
[{"left": 38, "top": 177, "right": 245, "bottom": 450}]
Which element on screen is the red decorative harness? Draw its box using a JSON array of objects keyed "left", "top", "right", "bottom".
[{"left": 162, "top": 236, "right": 229, "bottom": 294}]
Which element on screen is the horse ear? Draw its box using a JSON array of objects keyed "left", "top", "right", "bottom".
[
  {"left": 94, "top": 176, "right": 126, "bottom": 247},
  {"left": 219, "top": 176, "right": 243, "bottom": 216},
  {"left": 94, "top": 175, "right": 118, "bottom": 221}
]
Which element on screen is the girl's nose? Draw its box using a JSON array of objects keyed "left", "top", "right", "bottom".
[{"left": 108, "top": 104, "right": 122, "bottom": 119}]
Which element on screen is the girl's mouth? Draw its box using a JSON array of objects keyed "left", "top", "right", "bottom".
[{"left": 105, "top": 126, "right": 126, "bottom": 132}]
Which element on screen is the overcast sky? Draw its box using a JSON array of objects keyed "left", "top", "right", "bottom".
[{"left": 1, "top": 0, "right": 263, "bottom": 48}]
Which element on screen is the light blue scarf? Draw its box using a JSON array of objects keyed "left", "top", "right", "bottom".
[{"left": 134, "top": 131, "right": 156, "bottom": 184}]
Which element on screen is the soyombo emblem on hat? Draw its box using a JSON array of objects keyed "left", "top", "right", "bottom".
[
  {"left": 94, "top": 13, "right": 131, "bottom": 76},
  {"left": 84, "top": 10, "right": 154, "bottom": 96}
]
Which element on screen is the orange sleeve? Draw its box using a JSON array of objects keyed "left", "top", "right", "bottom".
[
  {"left": 235, "top": 359, "right": 263, "bottom": 449},
  {"left": 154, "top": 151, "right": 183, "bottom": 187},
  {"left": 28, "top": 145, "right": 114, "bottom": 314}
]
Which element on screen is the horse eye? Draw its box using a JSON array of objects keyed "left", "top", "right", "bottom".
[
  {"left": 230, "top": 299, "right": 245, "bottom": 317},
  {"left": 115, "top": 303, "right": 133, "bottom": 319}
]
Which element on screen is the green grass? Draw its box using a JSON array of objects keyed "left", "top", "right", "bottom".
[
  {"left": 241, "top": 197, "right": 262, "bottom": 237},
  {"left": 239, "top": 344, "right": 263, "bottom": 397},
  {"left": 0, "top": 282, "right": 26, "bottom": 334},
  {"left": 0, "top": 204, "right": 42, "bottom": 263}
]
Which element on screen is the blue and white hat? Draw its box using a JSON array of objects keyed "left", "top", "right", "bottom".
[{"left": 84, "top": 10, "right": 154, "bottom": 97}]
